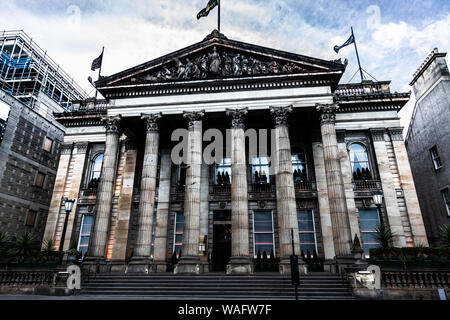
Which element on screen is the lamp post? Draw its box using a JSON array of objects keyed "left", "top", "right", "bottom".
[
  {"left": 372, "top": 191, "right": 384, "bottom": 224},
  {"left": 59, "top": 197, "right": 75, "bottom": 251}
]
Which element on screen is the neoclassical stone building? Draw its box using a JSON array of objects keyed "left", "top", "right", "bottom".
[{"left": 42, "top": 31, "right": 428, "bottom": 274}]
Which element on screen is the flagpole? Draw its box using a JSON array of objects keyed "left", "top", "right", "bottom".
[
  {"left": 218, "top": 0, "right": 221, "bottom": 33},
  {"left": 351, "top": 27, "right": 364, "bottom": 82},
  {"left": 95, "top": 46, "right": 104, "bottom": 100}
]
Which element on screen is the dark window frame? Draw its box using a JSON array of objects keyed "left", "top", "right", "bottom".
[
  {"left": 35, "top": 171, "right": 46, "bottom": 188},
  {"left": 441, "top": 188, "right": 450, "bottom": 216},
  {"left": 43, "top": 136, "right": 54, "bottom": 153},
  {"left": 25, "top": 210, "right": 37, "bottom": 227},
  {"left": 430, "top": 146, "right": 442, "bottom": 170}
]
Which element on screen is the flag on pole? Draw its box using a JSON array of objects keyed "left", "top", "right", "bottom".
[
  {"left": 197, "top": 0, "right": 218, "bottom": 20},
  {"left": 333, "top": 34, "right": 355, "bottom": 53},
  {"left": 91, "top": 51, "right": 103, "bottom": 71}
]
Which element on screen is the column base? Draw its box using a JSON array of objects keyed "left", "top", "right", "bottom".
[
  {"left": 279, "top": 258, "right": 306, "bottom": 275},
  {"left": 127, "top": 257, "right": 153, "bottom": 274},
  {"left": 226, "top": 256, "right": 253, "bottom": 275},
  {"left": 82, "top": 257, "right": 111, "bottom": 273},
  {"left": 110, "top": 260, "right": 127, "bottom": 273},
  {"left": 152, "top": 261, "right": 169, "bottom": 273},
  {"left": 175, "top": 256, "right": 201, "bottom": 275}
]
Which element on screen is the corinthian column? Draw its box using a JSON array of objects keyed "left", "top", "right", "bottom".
[
  {"left": 128, "top": 113, "right": 162, "bottom": 273},
  {"left": 270, "top": 106, "right": 301, "bottom": 274},
  {"left": 316, "top": 104, "right": 352, "bottom": 258},
  {"left": 226, "top": 108, "right": 252, "bottom": 274},
  {"left": 176, "top": 110, "right": 204, "bottom": 274},
  {"left": 86, "top": 115, "right": 121, "bottom": 267}
]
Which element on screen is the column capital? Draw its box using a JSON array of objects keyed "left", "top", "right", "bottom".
[
  {"left": 101, "top": 115, "right": 122, "bottom": 134},
  {"left": 316, "top": 103, "right": 339, "bottom": 125},
  {"left": 226, "top": 108, "right": 248, "bottom": 129},
  {"left": 141, "top": 113, "right": 162, "bottom": 132},
  {"left": 370, "top": 128, "right": 386, "bottom": 142},
  {"left": 75, "top": 142, "right": 89, "bottom": 154},
  {"left": 60, "top": 143, "right": 73, "bottom": 155},
  {"left": 270, "top": 105, "right": 293, "bottom": 127},
  {"left": 388, "top": 127, "right": 404, "bottom": 141},
  {"left": 183, "top": 110, "right": 205, "bottom": 128}
]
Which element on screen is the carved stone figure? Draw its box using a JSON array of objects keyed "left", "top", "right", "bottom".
[
  {"left": 199, "top": 54, "right": 209, "bottom": 78},
  {"left": 222, "top": 52, "right": 233, "bottom": 77},
  {"left": 176, "top": 59, "right": 186, "bottom": 79},
  {"left": 241, "top": 56, "right": 250, "bottom": 76},
  {"left": 233, "top": 54, "right": 242, "bottom": 76},
  {"left": 184, "top": 58, "right": 194, "bottom": 79},
  {"left": 209, "top": 46, "right": 221, "bottom": 74}
]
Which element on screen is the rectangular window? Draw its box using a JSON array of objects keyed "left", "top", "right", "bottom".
[
  {"left": 430, "top": 146, "right": 442, "bottom": 170},
  {"left": 253, "top": 211, "right": 275, "bottom": 258},
  {"left": 215, "top": 158, "right": 232, "bottom": 185},
  {"left": 297, "top": 210, "right": 317, "bottom": 256},
  {"left": 173, "top": 212, "right": 184, "bottom": 258},
  {"left": 77, "top": 215, "right": 93, "bottom": 256},
  {"left": 25, "top": 210, "right": 37, "bottom": 227},
  {"left": 43, "top": 137, "right": 53, "bottom": 153},
  {"left": 252, "top": 157, "right": 270, "bottom": 184},
  {"left": 150, "top": 211, "right": 157, "bottom": 259},
  {"left": 442, "top": 188, "right": 450, "bottom": 216},
  {"left": 35, "top": 172, "right": 46, "bottom": 188},
  {"left": 177, "top": 165, "right": 187, "bottom": 186},
  {"left": 358, "top": 209, "right": 381, "bottom": 257}
]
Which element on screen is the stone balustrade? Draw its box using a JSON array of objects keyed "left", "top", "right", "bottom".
[
  {"left": 0, "top": 270, "right": 57, "bottom": 286},
  {"left": 382, "top": 271, "right": 450, "bottom": 288}
]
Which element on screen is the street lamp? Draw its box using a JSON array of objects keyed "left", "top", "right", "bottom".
[
  {"left": 372, "top": 191, "right": 384, "bottom": 223},
  {"left": 59, "top": 197, "right": 76, "bottom": 251}
]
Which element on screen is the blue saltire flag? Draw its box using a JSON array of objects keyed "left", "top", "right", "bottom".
[
  {"left": 197, "top": 0, "right": 218, "bottom": 20},
  {"left": 334, "top": 34, "right": 355, "bottom": 53}
]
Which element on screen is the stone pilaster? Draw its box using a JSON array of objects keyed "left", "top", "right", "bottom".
[
  {"left": 42, "top": 143, "right": 73, "bottom": 250},
  {"left": 270, "top": 106, "right": 301, "bottom": 274},
  {"left": 389, "top": 128, "right": 428, "bottom": 246},
  {"left": 153, "top": 150, "right": 172, "bottom": 272},
  {"left": 176, "top": 110, "right": 204, "bottom": 274},
  {"left": 110, "top": 138, "right": 138, "bottom": 272},
  {"left": 370, "top": 129, "right": 406, "bottom": 247},
  {"left": 226, "top": 108, "right": 252, "bottom": 274},
  {"left": 61, "top": 142, "right": 89, "bottom": 251},
  {"left": 316, "top": 104, "right": 352, "bottom": 258},
  {"left": 312, "top": 142, "right": 336, "bottom": 261},
  {"left": 336, "top": 132, "right": 362, "bottom": 245},
  {"left": 85, "top": 115, "right": 121, "bottom": 266},
  {"left": 129, "top": 113, "right": 162, "bottom": 273}
]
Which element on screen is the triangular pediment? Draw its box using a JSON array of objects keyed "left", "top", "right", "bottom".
[{"left": 97, "top": 30, "right": 345, "bottom": 89}]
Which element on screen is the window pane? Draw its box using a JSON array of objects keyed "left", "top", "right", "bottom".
[
  {"left": 255, "top": 245, "right": 274, "bottom": 257},
  {"left": 254, "top": 220, "right": 273, "bottom": 233},
  {"left": 300, "top": 244, "right": 317, "bottom": 255},
  {"left": 358, "top": 209, "right": 381, "bottom": 256},
  {"left": 26, "top": 210, "right": 37, "bottom": 227},
  {"left": 255, "top": 233, "right": 274, "bottom": 244},
  {"left": 174, "top": 213, "right": 184, "bottom": 254},
  {"left": 43, "top": 137, "right": 53, "bottom": 152},
  {"left": 299, "top": 233, "right": 315, "bottom": 243},
  {"left": 253, "top": 211, "right": 274, "bottom": 258},
  {"left": 360, "top": 219, "right": 379, "bottom": 232},
  {"left": 35, "top": 172, "right": 45, "bottom": 187},
  {"left": 78, "top": 216, "right": 93, "bottom": 256},
  {"left": 359, "top": 209, "right": 378, "bottom": 220}
]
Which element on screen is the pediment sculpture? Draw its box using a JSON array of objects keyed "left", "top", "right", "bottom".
[{"left": 129, "top": 46, "right": 307, "bottom": 84}]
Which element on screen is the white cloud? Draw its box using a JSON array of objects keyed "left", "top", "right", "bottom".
[{"left": 0, "top": 1, "right": 449, "bottom": 133}]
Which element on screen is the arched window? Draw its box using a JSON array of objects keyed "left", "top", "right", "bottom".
[
  {"left": 88, "top": 154, "right": 103, "bottom": 188},
  {"left": 215, "top": 158, "right": 231, "bottom": 185},
  {"left": 349, "top": 143, "right": 372, "bottom": 180},
  {"left": 292, "top": 148, "right": 308, "bottom": 182}
]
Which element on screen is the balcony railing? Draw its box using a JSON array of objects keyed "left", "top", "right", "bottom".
[
  {"left": 382, "top": 271, "right": 450, "bottom": 288},
  {"left": 210, "top": 184, "right": 231, "bottom": 194},
  {"left": 249, "top": 183, "right": 276, "bottom": 193},
  {"left": 79, "top": 188, "right": 98, "bottom": 198},
  {"left": 352, "top": 180, "right": 382, "bottom": 191},
  {"left": 294, "top": 181, "right": 317, "bottom": 192}
]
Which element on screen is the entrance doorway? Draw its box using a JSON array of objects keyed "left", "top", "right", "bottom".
[{"left": 211, "top": 224, "right": 232, "bottom": 272}]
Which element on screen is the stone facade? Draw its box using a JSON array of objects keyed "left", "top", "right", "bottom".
[
  {"left": 406, "top": 49, "right": 450, "bottom": 246},
  {"left": 0, "top": 90, "right": 65, "bottom": 241},
  {"left": 43, "top": 32, "right": 428, "bottom": 274}
]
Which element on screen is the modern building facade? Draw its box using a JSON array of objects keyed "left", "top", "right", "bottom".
[
  {"left": 405, "top": 48, "right": 450, "bottom": 246},
  {"left": 43, "top": 31, "right": 428, "bottom": 274},
  {"left": 0, "top": 30, "right": 87, "bottom": 241}
]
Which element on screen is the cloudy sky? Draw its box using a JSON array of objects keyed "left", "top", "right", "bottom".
[{"left": 0, "top": 0, "right": 449, "bottom": 133}]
